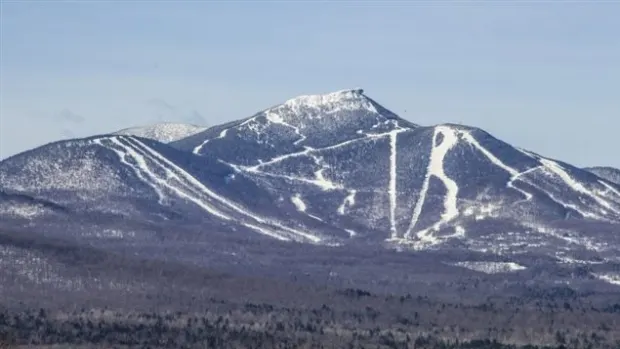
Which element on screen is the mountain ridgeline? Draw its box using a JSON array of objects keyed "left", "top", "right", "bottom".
[{"left": 1, "top": 88, "right": 620, "bottom": 285}]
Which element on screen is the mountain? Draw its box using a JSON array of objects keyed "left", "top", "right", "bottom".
[
  {"left": 2, "top": 88, "right": 620, "bottom": 290},
  {"left": 174, "top": 89, "right": 620, "bottom": 256},
  {"left": 585, "top": 166, "right": 620, "bottom": 185},
  {"left": 113, "top": 123, "right": 207, "bottom": 143}
]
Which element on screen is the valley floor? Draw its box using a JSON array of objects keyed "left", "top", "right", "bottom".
[{"left": 2, "top": 291, "right": 620, "bottom": 349}]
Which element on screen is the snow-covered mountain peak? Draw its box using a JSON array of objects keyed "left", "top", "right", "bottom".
[
  {"left": 179, "top": 89, "right": 418, "bottom": 159},
  {"left": 113, "top": 123, "right": 207, "bottom": 143},
  {"left": 280, "top": 88, "right": 369, "bottom": 110},
  {"left": 262, "top": 88, "right": 403, "bottom": 123}
]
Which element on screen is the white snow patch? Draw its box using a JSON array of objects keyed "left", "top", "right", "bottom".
[
  {"left": 344, "top": 229, "right": 357, "bottom": 237},
  {"left": 0, "top": 203, "right": 47, "bottom": 218},
  {"left": 555, "top": 254, "right": 605, "bottom": 265},
  {"left": 452, "top": 261, "right": 526, "bottom": 274},
  {"left": 592, "top": 273, "right": 620, "bottom": 286},
  {"left": 291, "top": 194, "right": 307, "bottom": 212},
  {"left": 313, "top": 169, "right": 340, "bottom": 191},
  {"left": 338, "top": 190, "right": 357, "bottom": 215}
]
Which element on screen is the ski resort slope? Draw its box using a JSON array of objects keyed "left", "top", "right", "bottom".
[{"left": 2, "top": 89, "right": 620, "bottom": 272}]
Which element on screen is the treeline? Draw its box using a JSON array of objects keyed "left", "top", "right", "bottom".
[{"left": 1, "top": 305, "right": 618, "bottom": 349}]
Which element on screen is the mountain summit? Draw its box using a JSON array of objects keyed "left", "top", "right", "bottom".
[{"left": 174, "top": 89, "right": 417, "bottom": 165}]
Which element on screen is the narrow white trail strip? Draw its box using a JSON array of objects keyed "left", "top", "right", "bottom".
[
  {"left": 106, "top": 138, "right": 231, "bottom": 220},
  {"left": 600, "top": 180, "right": 620, "bottom": 199},
  {"left": 388, "top": 130, "right": 398, "bottom": 238},
  {"left": 95, "top": 138, "right": 166, "bottom": 205},
  {"left": 460, "top": 131, "right": 534, "bottom": 201},
  {"left": 126, "top": 137, "right": 322, "bottom": 243},
  {"left": 264, "top": 110, "right": 307, "bottom": 145},
  {"left": 193, "top": 128, "right": 229, "bottom": 154},
  {"left": 539, "top": 158, "right": 617, "bottom": 214},
  {"left": 404, "top": 126, "right": 459, "bottom": 239}
]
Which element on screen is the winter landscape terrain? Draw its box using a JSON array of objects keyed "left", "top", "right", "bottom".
[{"left": 1, "top": 89, "right": 620, "bottom": 348}]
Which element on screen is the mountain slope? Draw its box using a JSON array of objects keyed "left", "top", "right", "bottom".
[
  {"left": 2, "top": 89, "right": 620, "bottom": 274},
  {"left": 114, "top": 123, "right": 207, "bottom": 143},
  {"left": 585, "top": 166, "right": 620, "bottom": 185},
  {"left": 0, "top": 135, "right": 342, "bottom": 244}
]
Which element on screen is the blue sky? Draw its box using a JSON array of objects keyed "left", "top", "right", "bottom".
[{"left": 1, "top": 1, "right": 619, "bottom": 167}]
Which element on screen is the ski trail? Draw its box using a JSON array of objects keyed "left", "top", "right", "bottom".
[
  {"left": 460, "top": 131, "right": 534, "bottom": 201},
  {"left": 539, "top": 158, "right": 616, "bottom": 213},
  {"left": 247, "top": 170, "right": 344, "bottom": 191},
  {"left": 247, "top": 146, "right": 315, "bottom": 171},
  {"left": 242, "top": 223, "right": 290, "bottom": 241},
  {"left": 128, "top": 138, "right": 322, "bottom": 243},
  {"left": 404, "top": 126, "right": 459, "bottom": 239},
  {"left": 517, "top": 149, "right": 613, "bottom": 217},
  {"left": 95, "top": 138, "right": 166, "bottom": 204},
  {"left": 600, "top": 180, "right": 620, "bottom": 199},
  {"left": 313, "top": 169, "right": 340, "bottom": 191},
  {"left": 306, "top": 152, "right": 341, "bottom": 191},
  {"left": 524, "top": 180, "right": 602, "bottom": 219},
  {"left": 388, "top": 130, "right": 398, "bottom": 238},
  {"left": 248, "top": 128, "right": 412, "bottom": 171},
  {"left": 117, "top": 138, "right": 231, "bottom": 220},
  {"left": 248, "top": 145, "right": 344, "bottom": 191},
  {"left": 247, "top": 136, "right": 369, "bottom": 171},
  {"left": 338, "top": 190, "right": 357, "bottom": 215},
  {"left": 192, "top": 141, "right": 209, "bottom": 154},
  {"left": 193, "top": 128, "right": 229, "bottom": 154},
  {"left": 130, "top": 138, "right": 312, "bottom": 240},
  {"left": 264, "top": 110, "right": 307, "bottom": 145},
  {"left": 109, "top": 138, "right": 231, "bottom": 220}
]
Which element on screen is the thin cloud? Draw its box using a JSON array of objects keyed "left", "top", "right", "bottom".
[
  {"left": 145, "top": 98, "right": 209, "bottom": 126},
  {"left": 61, "top": 129, "right": 76, "bottom": 138},
  {"left": 146, "top": 98, "right": 176, "bottom": 112},
  {"left": 185, "top": 110, "right": 208, "bottom": 126},
  {"left": 56, "top": 109, "right": 85, "bottom": 124}
]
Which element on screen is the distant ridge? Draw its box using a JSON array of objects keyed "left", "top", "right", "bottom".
[
  {"left": 114, "top": 123, "right": 208, "bottom": 143},
  {"left": 584, "top": 166, "right": 620, "bottom": 185}
]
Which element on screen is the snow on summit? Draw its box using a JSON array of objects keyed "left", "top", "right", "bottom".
[
  {"left": 114, "top": 123, "right": 208, "bottom": 143},
  {"left": 280, "top": 89, "right": 376, "bottom": 113}
]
